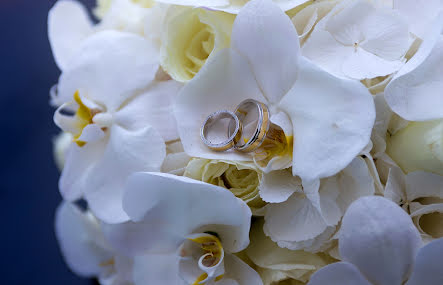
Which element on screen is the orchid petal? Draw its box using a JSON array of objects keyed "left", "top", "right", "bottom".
[
  {"left": 58, "top": 31, "right": 159, "bottom": 111},
  {"left": 115, "top": 80, "right": 182, "bottom": 142},
  {"left": 133, "top": 253, "right": 185, "bottom": 285},
  {"left": 83, "top": 125, "right": 165, "bottom": 223},
  {"left": 104, "top": 172, "right": 251, "bottom": 255},
  {"left": 55, "top": 202, "right": 113, "bottom": 277},
  {"left": 48, "top": 0, "right": 93, "bottom": 70},
  {"left": 339, "top": 197, "right": 422, "bottom": 285},
  {"left": 279, "top": 57, "right": 375, "bottom": 181},
  {"left": 223, "top": 253, "right": 263, "bottom": 285},
  {"left": 231, "top": 0, "right": 300, "bottom": 104},
  {"left": 174, "top": 48, "right": 265, "bottom": 161}
]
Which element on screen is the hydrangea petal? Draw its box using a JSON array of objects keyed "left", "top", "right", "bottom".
[
  {"left": 308, "top": 262, "right": 371, "bottom": 285},
  {"left": 406, "top": 238, "right": 443, "bottom": 285},
  {"left": 340, "top": 197, "right": 422, "bottom": 285},
  {"left": 385, "top": 14, "right": 443, "bottom": 121}
]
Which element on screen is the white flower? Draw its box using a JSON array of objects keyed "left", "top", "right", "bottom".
[
  {"left": 161, "top": 140, "right": 192, "bottom": 176},
  {"left": 302, "top": 0, "right": 411, "bottom": 80},
  {"left": 175, "top": 0, "right": 375, "bottom": 182},
  {"left": 263, "top": 157, "right": 375, "bottom": 252},
  {"left": 156, "top": 0, "right": 310, "bottom": 14},
  {"left": 384, "top": 13, "right": 443, "bottom": 121},
  {"left": 54, "top": 31, "right": 181, "bottom": 223},
  {"left": 308, "top": 196, "right": 443, "bottom": 285},
  {"left": 385, "top": 167, "right": 443, "bottom": 243},
  {"left": 48, "top": 0, "right": 164, "bottom": 70},
  {"left": 160, "top": 6, "right": 235, "bottom": 82},
  {"left": 55, "top": 202, "right": 134, "bottom": 284},
  {"left": 386, "top": 119, "right": 443, "bottom": 175},
  {"left": 393, "top": 0, "right": 443, "bottom": 40},
  {"left": 103, "top": 172, "right": 263, "bottom": 285},
  {"left": 53, "top": 132, "right": 73, "bottom": 170},
  {"left": 246, "top": 219, "right": 334, "bottom": 285}
]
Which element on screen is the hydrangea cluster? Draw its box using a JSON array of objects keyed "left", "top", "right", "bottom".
[{"left": 49, "top": 0, "right": 443, "bottom": 284}]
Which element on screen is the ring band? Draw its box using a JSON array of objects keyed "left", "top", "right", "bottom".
[
  {"left": 201, "top": 110, "right": 242, "bottom": 152},
  {"left": 228, "top": 99, "right": 270, "bottom": 153}
]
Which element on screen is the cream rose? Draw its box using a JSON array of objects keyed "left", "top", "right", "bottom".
[
  {"left": 160, "top": 6, "right": 235, "bottom": 82},
  {"left": 184, "top": 158, "right": 266, "bottom": 212},
  {"left": 386, "top": 120, "right": 443, "bottom": 175}
]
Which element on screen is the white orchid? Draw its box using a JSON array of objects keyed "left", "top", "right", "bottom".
[
  {"left": 55, "top": 202, "right": 134, "bottom": 285},
  {"left": 175, "top": 0, "right": 375, "bottom": 182},
  {"left": 103, "top": 172, "right": 263, "bottom": 285},
  {"left": 54, "top": 31, "right": 181, "bottom": 223},
  {"left": 263, "top": 157, "right": 375, "bottom": 252},
  {"left": 156, "top": 0, "right": 310, "bottom": 14},
  {"left": 302, "top": 0, "right": 411, "bottom": 80},
  {"left": 385, "top": 167, "right": 443, "bottom": 243},
  {"left": 384, "top": 13, "right": 443, "bottom": 121},
  {"left": 308, "top": 196, "right": 443, "bottom": 285},
  {"left": 48, "top": 0, "right": 165, "bottom": 70}
]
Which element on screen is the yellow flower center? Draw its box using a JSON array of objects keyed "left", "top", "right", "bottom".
[
  {"left": 184, "top": 25, "right": 215, "bottom": 78},
  {"left": 72, "top": 91, "right": 94, "bottom": 147},
  {"left": 188, "top": 234, "right": 224, "bottom": 284}
]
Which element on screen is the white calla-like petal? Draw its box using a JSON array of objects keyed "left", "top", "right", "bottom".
[
  {"left": 308, "top": 262, "right": 371, "bottom": 285},
  {"left": 48, "top": 0, "right": 93, "bottom": 70},
  {"left": 231, "top": 0, "right": 300, "bottom": 104},
  {"left": 55, "top": 202, "right": 113, "bottom": 277},
  {"left": 279, "top": 57, "right": 375, "bottom": 181},
  {"left": 58, "top": 31, "right": 159, "bottom": 111},
  {"left": 84, "top": 125, "right": 165, "bottom": 223},
  {"left": 104, "top": 172, "right": 251, "bottom": 255},
  {"left": 340, "top": 197, "right": 422, "bottom": 285},
  {"left": 174, "top": 48, "right": 264, "bottom": 161},
  {"left": 405, "top": 238, "right": 443, "bottom": 285},
  {"left": 385, "top": 14, "right": 443, "bottom": 121}
]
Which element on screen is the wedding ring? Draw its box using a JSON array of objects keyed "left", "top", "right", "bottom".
[
  {"left": 201, "top": 110, "right": 242, "bottom": 152},
  {"left": 229, "top": 99, "right": 287, "bottom": 154}
]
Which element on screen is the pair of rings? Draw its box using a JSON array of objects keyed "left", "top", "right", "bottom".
[{"left": 201, "top": 99, "right": 286, "bottom": 154}]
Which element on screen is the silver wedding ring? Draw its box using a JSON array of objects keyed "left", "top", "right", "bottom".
[{"left": 201, "top": 110, "right": 242, "bottom": 152}]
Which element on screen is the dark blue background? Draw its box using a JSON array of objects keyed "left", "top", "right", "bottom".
[{"left": 0, "top": 0, "right": 97, "bottom": 284}]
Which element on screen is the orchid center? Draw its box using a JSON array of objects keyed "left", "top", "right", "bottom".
[{"left": 178, "top": 233, "right": 225, "bottom": 284}]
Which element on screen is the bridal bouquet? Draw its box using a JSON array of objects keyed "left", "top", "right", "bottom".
[{"left": 49, "top": 0, "right": 443, "bottom": 284}]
